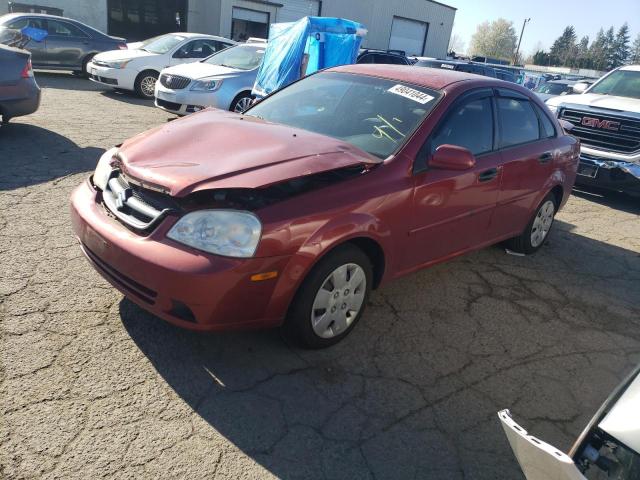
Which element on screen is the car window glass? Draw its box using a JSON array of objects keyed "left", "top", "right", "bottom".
[
  {"left": 180, "top": 39, "right": 217, "bottom": 58},
  {"left": 8, "top": 17, "right": 46, "bottom": 30},
  {"left": 204, "top": 44, "right": 264, "bottom": 70},
  {"left": 47, "top": 20, "right": 86, "bottom": 37},
  {"left": 497, "top": 98, "right": 540, "bottom": 147},
  {"left": 533, "top": 103, "right": 556, "bottom": 138},
  {"left": 431, "top": 97, "right": 494, "bottom": 155},
  {"left": 247, "top": 72, "right": 441, "bottom": 159}
]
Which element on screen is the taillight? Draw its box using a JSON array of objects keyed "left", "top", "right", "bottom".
[
  {"left": 20, "top": 58, "right": 33, "bottom": 78},
  {"left": 117, "top": 43, "right": 127, "bottom": 50}
]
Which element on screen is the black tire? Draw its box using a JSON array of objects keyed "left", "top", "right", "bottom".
[
  {"left": 134, "top": 70, "right": 159, "bottom": 99},
  {"left": 283, "top": 244, "right": 373, "bottom": 349},
  {"left": 230, "top": 92, "right": 253, "bottom": 113},
  {"left": 504, "top": 193, "right": 558, "bottom": 254},
  {"left": 79, "top": 54, "right": 95, "bottom": 79}
]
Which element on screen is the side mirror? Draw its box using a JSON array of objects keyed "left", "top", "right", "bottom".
[
  {"left": 571, "top": 82, "right": 589, "bottom": 94},
  {"left": 430, "top": 144, "right": 476, "bottom": 171},
  {"left": 559, "top": 119, "right": 574, "bottom": 133}
]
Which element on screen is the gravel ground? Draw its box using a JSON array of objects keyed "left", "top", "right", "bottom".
[{"left": 1, "top": 72, "right": 639, "bottom": 479}]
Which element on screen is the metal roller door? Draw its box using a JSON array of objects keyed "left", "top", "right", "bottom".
[
  {"left": 389, "top": 16, "right": 428, "bottom": 56},
  {"left": 277, "top": 0, "right": 320, "bottom": 23}
]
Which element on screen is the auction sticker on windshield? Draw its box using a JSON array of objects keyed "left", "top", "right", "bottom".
[{"left": 387, "top": 84, "right": 434, "bottom": 104}]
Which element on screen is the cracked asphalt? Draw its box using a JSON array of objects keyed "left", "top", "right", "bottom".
[{"left": 1, "top": 72, "right": 639, "bottom": 480}]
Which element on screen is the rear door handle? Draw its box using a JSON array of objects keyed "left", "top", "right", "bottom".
[
  {"left": 478, "top": 168, "right": 499, "bottom": 182},
  {"left": 539, "top": 152, "right": 553, "bottom": 164}
]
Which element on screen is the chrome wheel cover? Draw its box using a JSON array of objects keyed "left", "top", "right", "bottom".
[
  {"left": 531, "top": 200, "right": 555, "bottom": 247},
  {"left": 311, "top": 263, "right": 367, "bottom": 339},
  {"left": 140, "top": 76, "right": 157, "bottom": 97},
  {"left": 234, "top": 96, "right": 253, "bottom": 113}
]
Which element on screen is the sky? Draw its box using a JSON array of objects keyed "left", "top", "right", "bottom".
[{"left": 444, "top": 0, "right": 640, "bottom": 56}]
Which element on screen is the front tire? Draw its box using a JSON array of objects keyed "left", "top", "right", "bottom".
[
  {"left": 134, "top": 70, "right": 159, "bottom": 99},
  {"left": 230, "top": 92, "right": 253, "bottom": 113},
  {"left": 505, "top": 193, "right": 557, "bottom": 254},
  {"left": 283, "top": 244, "right": 373, "bottom": 349}
]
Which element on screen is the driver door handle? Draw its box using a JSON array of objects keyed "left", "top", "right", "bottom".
[
  {"left": 539, "top": 151, "right": 553, "bottom": 164},
  {"left": 478, "top": 167, "right": 499, "bottom": 182}
]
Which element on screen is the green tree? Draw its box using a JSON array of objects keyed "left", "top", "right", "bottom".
[
  {"left": 468, "top": 18, "right": 517, "bottom": 60},
  {"left": 611, "top": 23, "right": 631, "bottom": 68},
  {"left": 589, "top": 28, "right": 608, "bottom": 70},
  {"left": 532, "top": 50, "right": 550, "bottom": 66},
  {"left": 631, "top": 33, "right": 640, "bottom": 64},
  {"left": 604, "top": 27, "right": 616, "bottom": 70},
  {"left": 550, "top": 26, "right": 577, "bottom": 66},
  {"left": 576, "top": 36, "right": 590, "bottom": 69}
]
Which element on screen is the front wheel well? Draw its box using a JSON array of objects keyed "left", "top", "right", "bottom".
[
  {"left": 550, "top": 184, "right": 564, "bottom": 208},
  {"left": 345, "top": 237, "right": 386, "bottom": 289}
]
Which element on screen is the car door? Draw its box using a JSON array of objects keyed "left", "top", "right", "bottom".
[
  {"left": 44, "top": 19, "right": 90, "bottom": 68},
  {"left": 408, "top": 89, "right": 502, "bottom": 268},
  {"left": 488, "top": 89, "right": 558, "bottom": 240},
  {"left": 4, "top": 17, "right": 48, "bottom": 67}
]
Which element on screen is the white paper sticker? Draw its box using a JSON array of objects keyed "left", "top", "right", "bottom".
[
  {"left": 440, "top": 63, "right": 455, "bottom": 69},
  {"left": 387, "top": 84, "right": 434, "bottom": 104}
]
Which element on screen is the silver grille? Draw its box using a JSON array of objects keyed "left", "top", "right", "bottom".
[{"left": 159, "top": 74, "right": 191, "bottom": 90}]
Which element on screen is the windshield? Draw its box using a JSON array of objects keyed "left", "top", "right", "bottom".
[
  {"left": 246, "top": 72, "right": 441, "bottom": 159},
  {"left": 589, "top": 70, "right": 640, "bottom": 99},
  {"left": 535, "top": 83, "right": 570, "bottom": 95},
  {"left": 139, "top": 34, "right": 185, "bottom": 54},
  {"left": 204, "top": 44, "right": 265, "bottom": 70}
]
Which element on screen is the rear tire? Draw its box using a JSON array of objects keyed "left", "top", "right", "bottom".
[
  {"left": 283, "top": 244, "right": 372, "bottom": 349},
  {"left": 504, "top": 193, "right": 557, "bottom": 254},
  {"left": 134, "top": 70, "right": 159, "bottom": 99}
]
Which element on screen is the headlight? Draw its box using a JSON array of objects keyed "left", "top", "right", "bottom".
[
  {"left": 106, "top": 60, "right": 131, "bottom": 69},
  {"left": 167, "top": 210, "right": 262, "bottom": 258},
  {"left": 93, "top": 147, "right": 118, "bottom": 191},
  {"left": 190, "top": 78, "right": 223, "bottom": 91}
]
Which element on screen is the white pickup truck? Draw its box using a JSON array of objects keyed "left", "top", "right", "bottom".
[{"left": 546, "top": 65, "right": 640, "bottom": 197}]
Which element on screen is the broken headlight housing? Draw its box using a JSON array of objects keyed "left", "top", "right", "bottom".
[
  {"left": 93, "top": 147, "right": 117, "bottom": 191},
  {"left": 167, "top": 210, "right": 262, "bottom": 258}
]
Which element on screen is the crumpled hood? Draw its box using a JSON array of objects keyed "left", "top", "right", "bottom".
[
  {"left": 117, "top": 109, "right": 379, "bottom": 197},
  {"left": 161, "top": 62, "right": 241, "bottom": 80},
  {"left": 547, "top": 93, "right": 640, "bottom": 114},
  {"left": 94, "top": 48, "right": 154, "bottom": 62}
]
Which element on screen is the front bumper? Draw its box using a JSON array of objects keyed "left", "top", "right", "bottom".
[
  {"left": 70, "top": 179, "right": 292, "bottom": 331},
  {"left": 155, "top": 83, "right": 232, "bottom": 115},
  {"left": 86, "top": 62, "right": 136, "bottom": 91},
  {"left": 0, "top": 77, "right": 40, "bottom": 120},
  {"left": 575, "top": 153, "right": 640, "bottom": 196}
]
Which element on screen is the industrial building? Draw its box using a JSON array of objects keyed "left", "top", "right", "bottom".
[{"left": 3, "top": 0, "right": 456, "bottom": 57}]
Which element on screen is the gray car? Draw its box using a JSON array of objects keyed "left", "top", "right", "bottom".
[
  {"left": 0, "top": 13, "right": 126, "bottom": 75},
  {"left": 154, "top": 43, "right": 266, "bottom": 115},
  {"left": 0, "top": 42, "right": 40, "bottom": 123}
]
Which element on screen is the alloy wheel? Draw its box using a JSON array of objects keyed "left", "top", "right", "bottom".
[
  {"left": 234, "top": 96, "right": 253, "bottom": 113},
  {"left": 311, "top": 263, "right": 367, "bottom": 339},
  {"left": 140, "top": 76, "right": 157, "bottom": 98},
  {"left": 530, "top": 200, "right": 555, "bottom": 248}
]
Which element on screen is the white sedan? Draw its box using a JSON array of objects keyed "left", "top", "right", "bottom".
[{"left": 86, "top": 33, "right": 236, "bottom": 98}]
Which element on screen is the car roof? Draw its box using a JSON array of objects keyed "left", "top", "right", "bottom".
[
  {"left": 328, "top": 64, "right": 496, "bottom": 90},
  {"left": 620, "top": 64, "right": 640, "bottom": 71},
  {"left": 1, "top": 12, "right": 76, "bottom": 21},
  {"left": 547, "top": 79, "right": 575, "bottom": 85}
]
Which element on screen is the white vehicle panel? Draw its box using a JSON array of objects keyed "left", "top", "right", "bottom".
[{"left": 498, "top": 410, "right": 586, "bottom": 480}]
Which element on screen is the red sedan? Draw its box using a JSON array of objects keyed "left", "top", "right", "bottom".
[{"left": 70, "top": 65, "right": 579, "bottom": 348}]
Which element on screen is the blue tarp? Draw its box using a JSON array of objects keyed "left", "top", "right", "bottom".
[
  {"left": 21, "top": 27, "right": 48, "bottom": 42},
  {"left": 252, "top": 16, "right": 366, "bottom": 98}
]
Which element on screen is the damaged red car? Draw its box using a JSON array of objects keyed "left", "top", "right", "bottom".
[{"left": 71, "top": 65, "right": 579, "bottom": 348}]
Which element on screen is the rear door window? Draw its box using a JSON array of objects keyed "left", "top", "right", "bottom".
[
  {"left": 497, "top": 98, "right": 541, "bottom": 147},
  {"left": 47, "top": 20, "right": 87, "bottom": 37}
]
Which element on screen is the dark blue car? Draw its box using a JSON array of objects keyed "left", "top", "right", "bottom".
[{"left": 0, "top": 13, "right": 126, "bottom": 75}]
